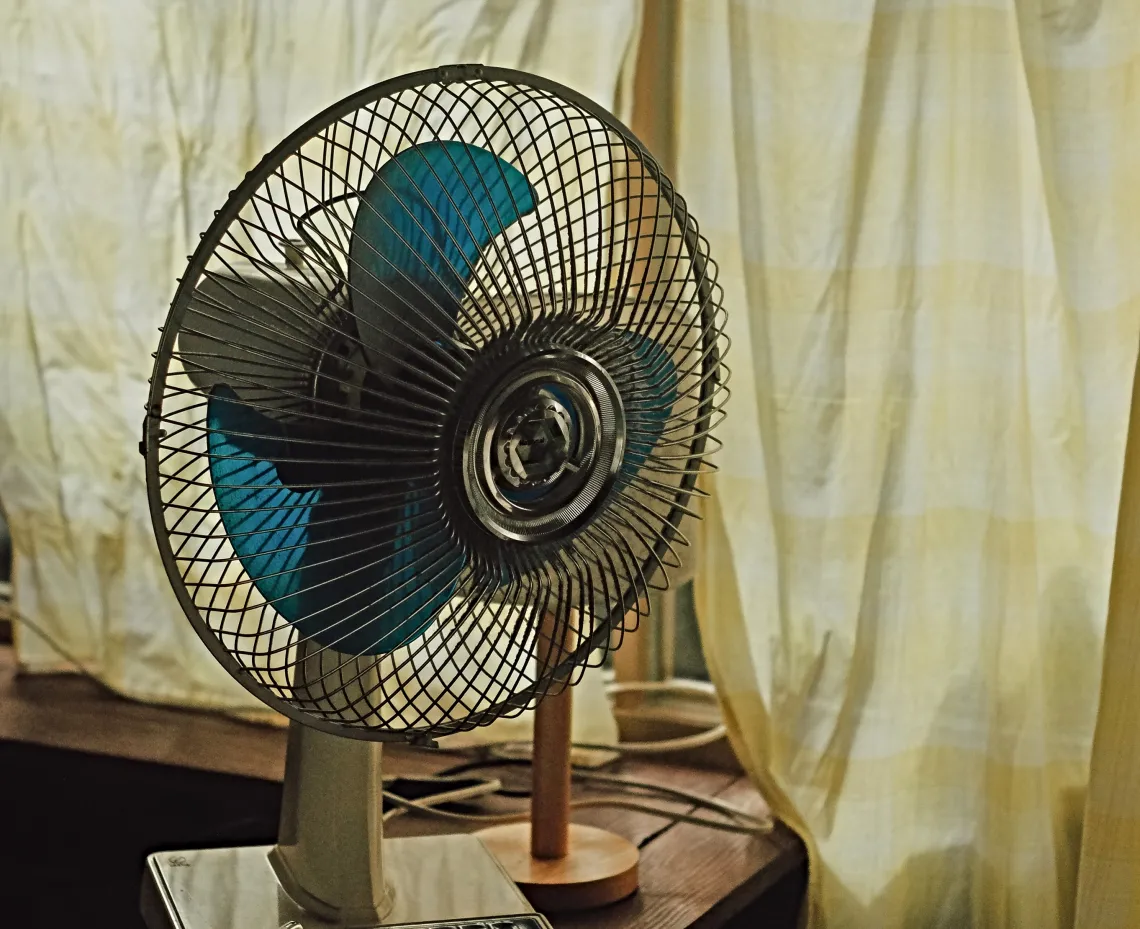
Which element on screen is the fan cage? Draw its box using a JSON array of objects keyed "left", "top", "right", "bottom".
[{"left": 144, "top": 65, "right": 729, "bottom": 742}]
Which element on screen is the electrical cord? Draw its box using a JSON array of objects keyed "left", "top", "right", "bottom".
[
  {"left": 379, "top": 775, "right": 503, "bottom": 824},
  {"left": 4, "top": 605, "right": 122, "bottom": 697},
  {"left": 609, "top": 679, "right": 719, "bottom": 699},
  {"left": 396, "top": 680, "right": 765, "bottom": 836},
  {"left": 6, "top": 606, "right": 768, "bottom": 836},
  {"left": 437, "top": 757, "right": 748, "bottom": 814},
  {"left": 479, "top": 679, "right": 728, "bottom": 760},
  {"left": 380, "top": 789, "right": 770, "bottom": 835},
  {"left": 483, "top": 728, "right": 727, "bottom": 760},
  {"left": 604, "top": 679, "right": 728, "bottom": 754},
  {"left": 430, "top": 758, "right": 772, "bottom": 835},
  {"left": 575, "top": 769, "right": 766, "bottom": 827}
]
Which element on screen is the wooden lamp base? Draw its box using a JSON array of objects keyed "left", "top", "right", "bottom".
[
  {"left": 480, "top": 614, "right": 639, "bottom": 913},
  {"left": 477, "top": 822, "right": 639, "bottom": 913}
]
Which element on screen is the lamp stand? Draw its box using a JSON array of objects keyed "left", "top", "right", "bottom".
[{"left": 478, "top": 641, "right": 639, "bottom": 913}]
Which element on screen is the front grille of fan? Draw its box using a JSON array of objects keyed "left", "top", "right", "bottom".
[{"left": 145, "top": 67, "right": 727, "bottom": 741}]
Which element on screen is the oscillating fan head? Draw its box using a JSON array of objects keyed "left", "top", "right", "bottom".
[{"left": 144, "top": 65, "right": 728, "bottom": 741}]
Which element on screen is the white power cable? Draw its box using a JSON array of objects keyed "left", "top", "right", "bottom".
[
  {"left": 484, "top": 678, "right": 727, "bottom": 761},
  {"left": 381, "top": 789, "right": 771, "bottom": 834}
]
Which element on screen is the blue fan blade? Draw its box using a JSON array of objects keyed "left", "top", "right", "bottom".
[
  {"left": 349, "top": 141, "right": 536, "bottom": 365},
  {"left": 353, "top": 140, "right": 536, "bottom": 301},
  {"left": 614, "top": 332, "right": 679, "bottom": 480},
  {"left": 207, "top": 385, "right": 316, "bottom": 622},
  {"left": 295, "top": 493, "right": 464, "bottom": 657},
  {"left": 207, "top": 385, "right": 463, "bottom": 656}
]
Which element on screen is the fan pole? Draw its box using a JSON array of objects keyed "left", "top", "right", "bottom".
[{"left": 478, "top": 613, "right": 639, "bottom": 913}]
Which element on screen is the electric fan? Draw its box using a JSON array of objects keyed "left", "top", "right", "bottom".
[{"left": 140, "top": 64, "right": 727, "bottom": 929}]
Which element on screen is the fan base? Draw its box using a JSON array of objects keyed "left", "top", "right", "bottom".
[
  {"left": 477, "top": 822, "right": 639, "bottom": 913},
  {"left": 141, "top": 834, "right": 544, "bottom": 929}
]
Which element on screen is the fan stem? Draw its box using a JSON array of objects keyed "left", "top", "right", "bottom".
[{"left": 269, "top": 721, "right": 393, "bottom": 925}]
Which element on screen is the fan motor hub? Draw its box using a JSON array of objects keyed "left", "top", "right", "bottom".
[
  {"left": 460, "top": 349, "right": 626, "bottom": 544},
  {"left": 495, "top": 388, "right": 575, "bottom": 488}
]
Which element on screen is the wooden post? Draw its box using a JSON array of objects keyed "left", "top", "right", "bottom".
[
  {"left": 531, "top": 613, "right": 572, "bottom": 859},
  {"left": 476, "top": 610, "right": 639, "bottom": 912},
  {"left": 530, "top": 683, "right": 573, "bottom": 859}
]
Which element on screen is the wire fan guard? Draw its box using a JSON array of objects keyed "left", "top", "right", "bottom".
[{"left": 144, "top": 66, "right": 728, "bottom": 741}]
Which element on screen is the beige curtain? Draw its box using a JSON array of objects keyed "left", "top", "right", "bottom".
[
  {"left": 678, "top": 1, "right": 1140, "bottom": 927},
  {"left": 0, "top": 0, "right": 637, "bottom": 743}
]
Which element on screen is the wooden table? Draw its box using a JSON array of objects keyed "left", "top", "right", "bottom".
[
  {"left": 0, "top": 646, "right": 806, "bottom": 928},
  {"left": 383, "top": 751, "right": 806, "bottom": 929}
]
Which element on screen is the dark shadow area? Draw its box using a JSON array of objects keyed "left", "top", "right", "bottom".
[
  {"left": 674, "top": 580, "right": 710, "bottom": 682},
  {"left": 0, "top": 740, "right": 282, "bottom": 928}
]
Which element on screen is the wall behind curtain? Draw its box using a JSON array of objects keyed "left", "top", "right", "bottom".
[
  {"left": 0, "top": 0, "right": 638, "bottom": 739},
  {"left": 678, "top": 0, "right": 1140, "bottom": 927}
]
